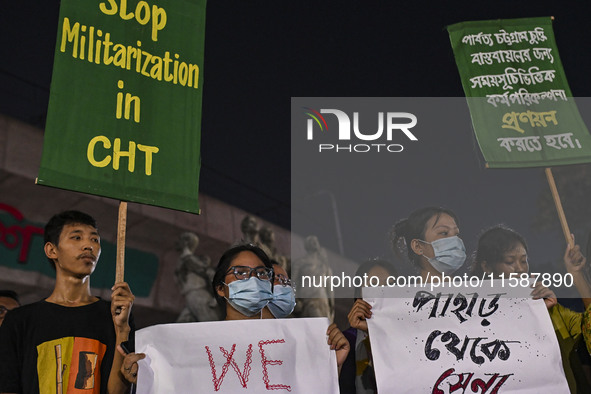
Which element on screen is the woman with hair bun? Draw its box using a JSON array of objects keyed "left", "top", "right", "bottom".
[
  {"left": 348, "top": 206, "right": 466, "bottom": 342},
  {"left": 343, "top": 205, "right": 465, "bottom": 393}
]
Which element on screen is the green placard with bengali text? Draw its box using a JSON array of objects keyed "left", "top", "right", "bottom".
[
  {"left": 448, "top": 17, "right": 591, "bottom": 168},
  {"left": 38, "top": 0, "right": 206, "bottom": 212}
]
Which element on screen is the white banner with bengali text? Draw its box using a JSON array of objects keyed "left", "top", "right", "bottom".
[
  {"left": 135, "top": 317, "right": 338, "bottom": 393},
  {"left": 365, "top": 282, "right": 569, "bottom": 394}
]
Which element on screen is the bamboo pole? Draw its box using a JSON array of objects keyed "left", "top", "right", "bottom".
[
  {"left": 544, "top": 168, "right": 574, "bottom": 247},
  {"left": 115, "top": 201, "right": 127, "bottom": 283}
]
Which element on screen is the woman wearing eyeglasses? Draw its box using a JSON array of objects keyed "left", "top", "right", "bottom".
[
  {"left": 211, "top": 244, "right": 348, "bottom": 371},
  {"left": 211, "top": 243, "right": 276, "bottom": 320}
]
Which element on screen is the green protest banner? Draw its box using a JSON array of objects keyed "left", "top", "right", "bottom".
[
  {"left": 38, "top": 0, "right": 206, "bottom": 213},
  {"left": 448, "top": 17, "right": 591, "bottom": 168}
]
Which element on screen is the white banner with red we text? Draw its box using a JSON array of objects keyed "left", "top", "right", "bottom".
[{"left": 135, "top": 317, "right": 338, "bottom": 393}]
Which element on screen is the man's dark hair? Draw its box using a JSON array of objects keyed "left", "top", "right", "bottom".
[
  {"left": 44, "top": 210, "right": 98, "bottom": 268},
  {"left": 0, "top": 290, "right": 20, "bottom": 305}
]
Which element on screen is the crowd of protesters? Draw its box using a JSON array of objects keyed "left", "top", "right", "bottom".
[{"left": 1, "top": 207, "right": 591, "bottom": 393}]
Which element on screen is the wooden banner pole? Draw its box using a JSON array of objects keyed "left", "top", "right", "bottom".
[
  {"left": 115, "top": 201, "right": 127, "bottom": 283},
  {"left": 544, "top": 168, "right": 574, "bottom": 247}
]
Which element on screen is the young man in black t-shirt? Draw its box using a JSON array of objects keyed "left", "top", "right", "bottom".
[{"left": 0, "top": 210, "right": 135, "bottom": 394}]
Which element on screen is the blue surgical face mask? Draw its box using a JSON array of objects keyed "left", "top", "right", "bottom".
[
  {"left": 267, "top": 285, "right": 296, "bottom": 318},
  {"left": 419, "top": 236, "right": 466, "bottom": 274},
  {"left": 224, "top": 277, "right": 273, "bottom": 317}
]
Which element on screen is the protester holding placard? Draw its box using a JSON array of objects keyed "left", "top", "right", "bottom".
[
  {"left": 119, "top": 244, "right": 350, "bottom": 386},
  {"left": 342, "top": 206, "right": 467, "bottom": 393},
  {"left": 341, "top": 258, "right": 397, "bottom": 394},
  {"left": 0, "top": 210, "right": 135, "bottom": 394},
  {"left": 211, "top": 244, "right": 349, "bottom": 371},
  {"left": 358, "top": 214, "right": 572, "bottom": 392},
  {"left": 471, "top": 225, "right": 591, "bottom": 393}
]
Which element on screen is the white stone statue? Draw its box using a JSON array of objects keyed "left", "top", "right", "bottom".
[
  {"left": 240, "top": 215, "right": 260, "bottom": 245},
  {"left": 293, "top": 235, "right": 334, "bottom": 322},
  {"left": 259, "top": 226, "right": 290, "bottom": 275},
  {"left": 174, "top": 232, "right": 221, "bottom": 322}
]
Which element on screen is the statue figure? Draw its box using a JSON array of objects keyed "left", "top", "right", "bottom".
[
  {"left": 240, "top": 215, "right": 260, "bottom": 244},
  {"left": 174, "top": 232, "right": 221, "bottom": 322},
  {"left": 293, "top": 235, "right": 335, "bottom": 322},
  {"left": 259, "top": 226, "right": 290, "bottom": 275}
]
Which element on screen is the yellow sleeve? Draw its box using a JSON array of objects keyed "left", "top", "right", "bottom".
[
  {"left": 549, "top": 303, "right": 582, "bottom": 338},
  {"left": 583, "top": 303, "right": 591, "bottom": 354}
]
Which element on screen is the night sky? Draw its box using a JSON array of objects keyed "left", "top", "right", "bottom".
[{"left": 1, "top": 1, "right": 590, "bottom": 274}]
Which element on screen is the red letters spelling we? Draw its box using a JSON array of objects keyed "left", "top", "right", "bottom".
[{"left": 205, "top": 339, "right": 292, "bottom": 392}]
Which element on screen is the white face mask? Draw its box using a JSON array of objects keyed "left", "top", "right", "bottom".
[
  {"left": 267, "top": 285, "right": 296, "bottom": 318},
  {"left": 419, "top": 236, "right": 466, "bottom": 274}
]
